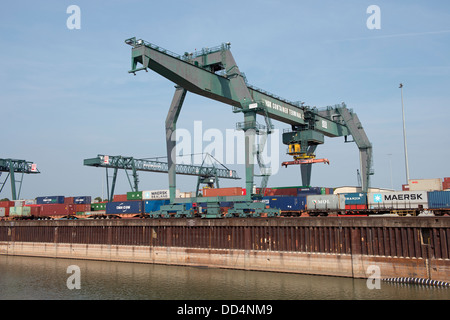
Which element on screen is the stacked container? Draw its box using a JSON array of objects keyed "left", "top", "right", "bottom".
[
  {"left": 343, "top": 193, "right": 367, "bottom": 210},
  {"left": 203, "top": 187, "right": 244, "bottom": 197},
  {"left": 0, "top": 201, "right": 14, "bottom": 217},
  {"left": 36, "top": 196, "right": 65, "bottom": 205}
]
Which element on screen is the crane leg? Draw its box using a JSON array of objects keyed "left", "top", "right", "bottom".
[{"left": 166, "top": 86, "right": 187, "bottom": 203}]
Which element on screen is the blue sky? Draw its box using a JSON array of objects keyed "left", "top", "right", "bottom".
[{"left": 1, "top": 1, "right": 450, "bottom": 200}]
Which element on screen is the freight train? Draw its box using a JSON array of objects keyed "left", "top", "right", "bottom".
[{"left": 1, "top": 188, "right": 449, "bottom": 220}]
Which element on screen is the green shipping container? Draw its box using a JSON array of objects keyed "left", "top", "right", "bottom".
[
  {"left": 127, "top": 191, "right": 143, "bottom": 200},
  {"left": 10, "top": 206, "right": 31, "bottom": 217},
  {"left": 91, "top": 203, "right": 107, "bottom": 211}
]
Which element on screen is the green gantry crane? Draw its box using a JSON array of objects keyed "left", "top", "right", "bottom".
[
  {"left": 83, "top": 154, "right": 240, "bottom": 203},
  {"left": 124, "top": 37, "right": 374, "bottom": 217},
  {"left": 0, "top": 158, "right": 40, "bottom": 200}
]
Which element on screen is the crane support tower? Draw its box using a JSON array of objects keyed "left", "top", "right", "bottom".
[
  {"left": 0, "top": 158, "right": 40, "bottom": 200},
  {"left": 125, "top": 37, "right": 373, "bottom": 217}
]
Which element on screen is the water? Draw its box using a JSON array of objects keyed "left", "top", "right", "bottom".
[{"left": 0, "top": 255, "right": 448, "bottom": 301}]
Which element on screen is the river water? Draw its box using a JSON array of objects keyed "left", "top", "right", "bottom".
[{"left": 0, "top": 255, "right": 448, "bottom": 302}]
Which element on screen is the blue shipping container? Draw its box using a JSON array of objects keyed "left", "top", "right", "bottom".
[
  {"left": 343, "top": 193, "right": 367, "bottom": 205},
  {"left": 263, "top": 196, "right": 306, "bottom": 211},
  {"left": 427, "top": 191, "right": 450, "bottom": 209},
  {"left": 106, "top": 201, "right": 143, "bottom": 214},
  {"left": 73, "top": 196, "right": 92, "bottom": 204},
  {"left": 144, "top": 199, "right": 170, "bottom": 213},
  {"left": 36, "top": 196, "right": 65, "bottom": 204}
]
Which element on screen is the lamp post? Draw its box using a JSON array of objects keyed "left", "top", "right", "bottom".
[{"left": 399, "top": 83, "right": 410, "bottom": 184}]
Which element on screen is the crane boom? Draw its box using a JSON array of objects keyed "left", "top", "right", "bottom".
[{"left": 125, "top": 37, "right": 374, "bottom": 194}]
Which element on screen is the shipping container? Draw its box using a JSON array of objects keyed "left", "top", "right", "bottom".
[
  {"left": 40, "top": 204, "right": 71, "bottom": 217},
  {"left": 91, "top": 203, "right": 107, "bottom": 211},
  {"left": 74, "top": 204, "right": 91, "bottom": 213},
  {"left": 427, "top": 191, "right": 450, "bottom": 209},
  {"left": 36, "top": 196, "right": 65, "bottom": 205},
  {"left": 144, "top": 199, "right": 170, "bottom": 213},
  {"left": 262, "top": 196, "right": 306, "bottom": 212},
  {"left": 113, "top": 194, "right": 128, "bottom": 202},
  {"left": 402, "top": 184, "right": 410, "bottom": 191},
  {"left": 127, "top": 191, "right": 143, "bottom": 200},
  {"left": 297, "top": 187, "right": 323, "bottom": 195},
  {"left": 142, "top": 189, "right": 180, "bottom": 200},
  {"left": 343, "top": 193, "right": 367, "bottom": 205},
  {"left": 408, "top": 178, "right": 442, "bottom": 191},
  {"left": 24, "top": 199, "right": 36, "bottom": 205},
  {"left": 9, "top": 206, "right": 31, "bottom": 217},
  {"left": 367, "top": 191, "right": 428, "bottom": 209},
  {"left": 202, "top": 187, "right": 244, "bottom": 197},
  {"left": 306, "top": 194, "right": 345, "bottom": 211},
  {"left": 24, "top": 204, "right": 41, "bottom": 216},
  {"left": 106, "top": 201, "right": 143, "bottom": 214},
  {"left": 65, "top": 197, "right": 74, "bottom": 204},
  {"left": 73, "top": 196, "right": 92, "bottom": 204},
  {"left": 443, "top": 180, "right": 450, "bottom": 190},
  {"left": 0, "top": 207, "right": 6, "bottom": 217},
  {"left": 0, "top": 201, "right": 14, "bottom": 208}
]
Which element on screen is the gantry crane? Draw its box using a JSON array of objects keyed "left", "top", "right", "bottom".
[
  {"left": 0, "top": 158, "right": 40, "bottom": 200},
  {"left": 83, "top": 154, "right": 240, "bottom": 202},
  {"left": 124, "top": 37, "right": 373, "bottom": 217}
]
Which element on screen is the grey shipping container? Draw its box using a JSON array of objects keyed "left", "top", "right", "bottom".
[
  {"left": 368, "top": 191, "right": 428, "bottom": 209},
  {"left": 306, "top": 194, "right": 345, "bottom": 210}
]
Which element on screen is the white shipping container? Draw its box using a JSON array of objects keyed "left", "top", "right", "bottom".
[
  {"left": 408, "top": 179, "right": 442, "bottom": 191},
  {"left": 0, "top": 207, "right": 5, "bottom": 217},
  {"left": 142, "top": 189, "right": 180, "bottom": 200},
  {"left": 368, "top": 191, "right": 428, "bottom": 209}
]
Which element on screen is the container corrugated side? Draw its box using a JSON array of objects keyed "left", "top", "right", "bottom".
[
  {"left": 144, "top": 199, "right": 170, "bottom": 213},
  {"left": 203, "top": 187, "right": 243, "bottom": 197},
  {"left": 427, "top": 191, "right": 450, "bottom": 209},
  {"left": 306, "top": 194, "right": 345, "bottom": 210},
  {"left": 106, "top": 201, "right": 143, "bottom": 214},
  {"left": 9, "top": 206, "right": 31, "bottom": 217},
  {"left": 368, "top": 191, "right": 428, "bottom": 209},
  {"left": 262, "top": 196, "right": 306, "bottom": 211},
  {"left": 39, "top": 204, "right": 70, "bottom": 216}
]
